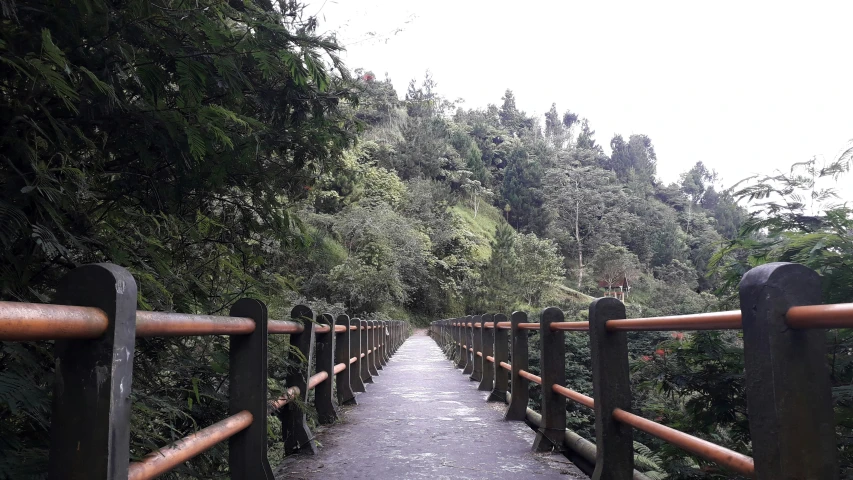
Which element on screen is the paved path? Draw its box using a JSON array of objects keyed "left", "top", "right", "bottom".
[{"left": 274, "top": 330, "right": 586, "bottom": 479}]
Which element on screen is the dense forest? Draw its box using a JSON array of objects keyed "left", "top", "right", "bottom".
[{"left": 2, "top": 1, "right": 852, "bottom": 479}]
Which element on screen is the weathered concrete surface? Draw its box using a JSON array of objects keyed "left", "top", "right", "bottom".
[{"left": 274, "top": 329, "right": 586, "bottom": 479}]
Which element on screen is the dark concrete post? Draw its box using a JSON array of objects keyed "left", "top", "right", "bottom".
[
  {"left": 335, "top": 314, "right": 357, "bottom": 406},
  {"left": 359, "top": 319, "right": 374, "bottom": 384},
  {"left": 49, "top": 264, "right": 137, "bottom": 480},
  {"left": 350, "top": 317, "right": 366, "bottom": 393},
  {"left": 315, "top": 314, "right": 337, "bottom": 424},
  {"left": 367, "top": 320, "right": 380, "bottom": 377},
  {"left": 229, "top": 298, "right": 274, "bottom": 479},
  {"left": 462, "top": 316, "right": 474, "bottom": 375},
  {"left": 739, "top": 262, "right": 837, "bottom": 480},
  {"left": 470, "top": 315, "right": 483, "bottom": 381},
  {"left": 379, "top": 320, "right": 389, "bottom": 366},
  {"left": 505, "top": 311, "right": 529, "bottom": 421},
  {"left": 478, "top": 314, "right": 495, "bottom": 391},
  {"left": 489, "top": 314, "right": 509, "bottom": 402},
  {"left": 456, "top": 318, "right": 466, "bottom": 369},
  {"left": 533, "top": 307, "right": 567, "bottom": 452},
  {"left": 281, "top": 305, "right": 317, "bottom": 455},
  {"left": 589, "top": 297, "right": 632, "bottom": 479}
]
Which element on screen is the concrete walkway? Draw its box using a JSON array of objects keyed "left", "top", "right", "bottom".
[{"left": 274, "top": 330, "right": 586, "bottom": 479}]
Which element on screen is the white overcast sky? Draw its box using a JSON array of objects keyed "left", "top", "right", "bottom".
[{"left": 307, "top": 0, "right": 853, "bottom": 200}]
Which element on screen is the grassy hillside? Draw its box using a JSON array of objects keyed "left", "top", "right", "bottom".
[{"left": 450, "top": 202, "right": 505, "bottom": 261}]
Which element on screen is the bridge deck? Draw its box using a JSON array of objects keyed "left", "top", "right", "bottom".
[{"left": 274, "top": 329, "right": 586, "bottom": 479}]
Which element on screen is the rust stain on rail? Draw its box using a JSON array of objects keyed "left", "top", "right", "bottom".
[
  {"left": 268, "top": 320, "right": 304, "bottom": 334},
  {"left": 136, "top": 311, "right": 254, "bottom": 337},
  {"left": 128, "top": 411, "right": 253, "bottom": 480},
  {"left": 0, "top": 301, "right": 108, "bottom": 341}
]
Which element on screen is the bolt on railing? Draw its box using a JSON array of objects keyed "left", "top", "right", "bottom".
[
  {"left": 0, "top": 262, "right": 410, "bottom": 480},
  {"left": 429, "top": 262, "right": 849, "bottom": 480}
]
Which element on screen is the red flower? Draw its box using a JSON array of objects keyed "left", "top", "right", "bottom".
[
  {"left": 655, "top": 349, "right": 665, "bottom": 357},
  {"left": 671, "top": 332, "right": 684, "bottom": 341},
  {"left": 641, "top": 355, "right": 651, "bottom": 362}
]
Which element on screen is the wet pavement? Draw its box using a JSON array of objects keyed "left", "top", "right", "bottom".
[{"left": 273, "top": 329, "right": 586, "bottom": 479}]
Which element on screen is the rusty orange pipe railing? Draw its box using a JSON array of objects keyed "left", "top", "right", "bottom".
[
  {"left": 518, "top": 322, "right": 540, "bottom": 330},
  {"left": 476, "top": 351, "right": 482, "bottom": 357},
  {"left": 612, "top": 408, "right": 755, "bottom": 477},
  {"left": 349, "top": 356, "right": 358, "bottom": 364},
  {"left": 500, "top": 361, "right": 512, "bottom": 371},
  {"left": 360, "top": 353, "right": 366, "bottom": 358},
  {"left": 496, "top": 321, "right": 511, "bottom": 329},
  {"left": 552, "top": 384, "right": 594, "bottom": 409},
  {"left": 268, "top": 320, "right": 304, "bottom": 334},
  {"left": 474, "top": 322, "right": 481, "bottom": 328},
  {"left": 135, "top": 311, "right": 254, "bottom": 337},
  {"left": 550, "top": 321, "right": 590, "bottom": 331},
  {"left": 307, "top": 371, "right": 329, "bottom": 390},
  {"left": 786, "top": 303, "right": 853, "bottom": 329},
  {"left": 127, "top": 411, "right": 253, "bottom": 480},
  {"left": 606, "top": 311, "right": 742, "bottom": 332},
  {"left": 0, "top": 301, "right": 108, "bottom": 341},
  {"left": 518, "top": 369, "right": 541, "bottom": 385},
  {"left": 315, "top": 325, "right": 331, "bottom": 334},
  {"left": 334, "top": 325, "right": 347, "bottom": 333},
  {"left": 486, "top": 355, "right": 495, "bottom": 363},
  {"left": 269, "top": 386, "right": 300, "bottom": 412},
  {"left": 333, "top": 363, "right": 347, "bottom": 375}
]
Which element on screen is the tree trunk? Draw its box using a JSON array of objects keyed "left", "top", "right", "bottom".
[{"left": 575, "top": 199, "right": 583, "bottom": 289}]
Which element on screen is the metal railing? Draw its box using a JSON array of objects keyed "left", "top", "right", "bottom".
[
  {"left": 430, "top": 262, "right": 845, "bottom": 479},
  {"left": 0, "top": 263, "right": 409, "bottom": 480}
]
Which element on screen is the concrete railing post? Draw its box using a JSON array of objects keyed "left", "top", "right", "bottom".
[
  {"left": 228, "top": 298, "right": 274, "bottom": 479},
  {"left": 488, "top": 313, "right": 509, "bottom": 402},
  {"left": 380, "top": 320, "right": 390, "bottom": 365},
  {"left": 359, "top": 319, "right": 374, "bottom": 384},
  {"left": 505, "top": 311, "right": 529, "bottom": 421},
  {"left": 315, "top": 314, "right": 338, "bottom": 424},
  {"left": 336, "top": 314, "right": 357, "bottom": 405},
  {"left": 351, "top": 318, "right": 367, "bottom": 390},
  {"left": 367, "top": 320, "right": 380, "bottom": 377},
  {"left": 533, "top": 307, "right": 567, "bottom": 452},
  {"left": 470, "top": 314, "right": 483, "bottom": 382},
  {"left": 462, "top": 316, "right": 474, "bottom": 376},
  {"left": 455, "top": 318, "right": 466, "bottom": 368},
  {"left": 478, "top": 314, "right": 495, "bottom": 391},
  {"left": 589, "top": 297, "right": 633, "bottom": 479},
  {"left": 739, "top": 262, "right": 837, "bottom": 480},
  {"left": 49, "top": 264, "right": 137, "bottom": 480},
  {"left": 281, "top": 305, "right": 317, "bottom": 455}
]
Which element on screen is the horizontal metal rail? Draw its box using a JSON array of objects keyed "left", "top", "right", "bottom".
[
  {"left": 0, "top": 301, "right": 108, "bottom": 340},
  {"left": 486, "top": 355, "right": 495, "bottom": 363},
  {"left": 518, "top": 322, "right": 539, "bottom": 330},
  {"left": 128, "top": 411, "right": 253, "bottom": 480},
  {"left": 333, "top": 362, "right": 347, "bottom": 375},
  {"left": 612, "top": 408, "right": 755, "bottom": 476},
  {"left": 518, "top": 369, "right": 541, "bottom": 385},
  {"left": 552, "top": 384, "right": 594, "bottom": 409},
  {"left": 269, "top": 386, "right": 300, "bottom": 413},
  {"left": 499, "top": 361, "right": 512, "bottom": 371},
  {"left": 307, "top": 371, "right": 329, "bottom": 390},
  {"left": 606, "top": 311, "right": 742, "bottom": 331},
  {"left": 268, "top": 320, "right": 304, "bottom": 334},
  {"left": 786, "top": 303, "right": 853, "bottom": 328},
  {"left": 550, "top": 321, "right": 590, "bottom": 331},
  {"left": 136, "top": 311, "right": 254, "bottom": 337}
]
